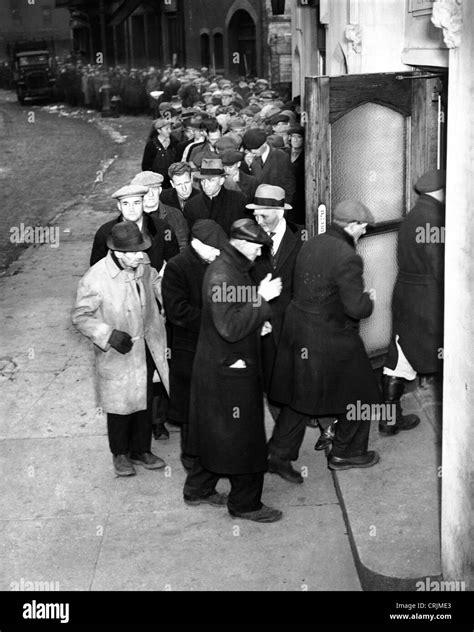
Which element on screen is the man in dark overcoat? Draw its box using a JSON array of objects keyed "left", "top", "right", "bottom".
[
  {"left": 221, "top": 149, "right": 259, "bottom": 204},
  {"left": 141, "top": 118, "right": 178, "bottom": 188},
  {"left": 162, "top": 220, "right": 228, "bottom": 471},
  {"left": 243, "top": 128, "right": 296, "bottom": 205},
  {"left": 269, "top": 200, "right": 382, "bottom": 473},
  {"left": 183, "top": 219, "right": 283, "bottom": 523},
  {"left": 184, "top": 159, "right": 247, "bottom": 235},
  {"left": 90, "top": 185, "right": 179, "bottom": 270},
  {"left": 160, "top": 162, "right": 201, "bottom": 213},
  {"left": 382, "top": 169, "right": 446, "bottom": 434}
]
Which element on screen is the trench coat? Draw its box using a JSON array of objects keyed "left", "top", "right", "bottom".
[
  {"left": 162, "top": 245, "right": 208, "bottom": 425},
  {"left": 269, "top": 225, "right": 382, "bottom": 416},
  {"left": 187, "top": 243, "right": 272, "bottom": 474},
  {"left": 72, "top": 252, "right": 169, "bottom": 415},
  {"left": 386, "top": 194, "right": 445, "bottom": 374}
]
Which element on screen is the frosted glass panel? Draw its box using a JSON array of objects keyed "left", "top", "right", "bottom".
[
  {"left": 357, "top": 231, "right": 398, "bottom": 356},
  {"left": 331, "top": 103, "right": 406, "bottom": 222}
]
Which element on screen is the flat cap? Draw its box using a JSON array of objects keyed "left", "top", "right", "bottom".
[
  {"left": 111, "top": 184, "right": 148, "bottom": 200},
  {"left": 415, "top": 169, "right": 446, "bottom": 193},
  {"left": 243, "top": 128, "right": 267, "bottom": 150},
  {"left": 230, "top": 218, "right": 273, "bottom": 248},
  {"left": 131, "top": 171, "right": 164, "bottom": 187},
  {"left": 220, "top": 149, "right": 245, "bottom": 165},
  {"left": 270, "top": 113, "right": 290, "bottom": 125},
  {"left": 266, "top": 134, "right": 285, "bottom": 149},
  {"left": 333, "top": 200, "right": 375, "bottom": 226},
  {"left": 215, "top": 136, "right": 239, "bottom": 152},
  {"left": 191, "top": 219, "right": 228, "bottom": 250},
  {"left": 288, "top": 124, "right": 305, "bottom": 136}
]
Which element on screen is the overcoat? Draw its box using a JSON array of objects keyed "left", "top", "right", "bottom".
[
  {"left": 160, "top": 186, "right": 201, "bottom": 212},
  {"left": 141, "top": 135, "right": 178, "bottom": 188},
  {"left": 251, "top": 221, "right": 305, "bottom": 391},
  {"left": 224, "top": 171, "right": 259, "bottom": 204},
  {"left": 72, "top": 252, "right": 169, "bottom": 415},
  {"left": 187, "top": 244, "right": 272, "bottom": 474},
  {"left": 386, "top": 194, "right": 445, "bottom": 374},
  {"left": 250, "top": 146, "right": 296, "bottom": 205},
  {"left": 184, "top": 188, "right": 247, "bottom": 236},
  {"left": 162, "top": 245, "right": 208, "bottom": 424},
  {"left": 149, "top": 203, "right": 189, "bottom": 251},
  {"left": 269, "top": 225, "right": 382, "bottom": 416}
]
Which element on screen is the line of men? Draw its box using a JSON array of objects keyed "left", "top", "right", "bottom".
[{"left": 72, "top": 163, "right": 445, "bottom": 524}]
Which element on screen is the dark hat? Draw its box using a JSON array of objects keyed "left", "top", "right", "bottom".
[
  {"left": 332, "top": 200, "right": 375, "bottom": 226},
  {"left": 195, "top": 158, "right": 226, "bottom": 178},
  {"left": 266, "top": 134, "right": 285, "bottom": 149},
  {"left": 106, "top": 221, "right": 151, "bottom": 252},
  {"left": 220, "top": 149, "right": 245, "bottom": 165},
  {"left": 243, "top": 128, "right": 267, "bottom": 150},
  {"left": 288, "top": 124, "right": 305, "bottom": 136},
  {"left": 270, "top": 113, "right": 290, "bottom": 126},
  {"left": 415, "top": 169, "right": 446, "bottom": 193},
  {"left": 191, "top": 219, "right": 228, "bottom": 250},
  {"left": 215, "top": 136, "right": 239, "bottom": 152},
  {"left": 230, "top": 218, "right": 273, "bottom": 247},
  {"left": 246, "top": 184, "right": 292, "bottom": 211}
]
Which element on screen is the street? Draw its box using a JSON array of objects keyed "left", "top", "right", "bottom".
[{"left": 0, "top": 90, "right": 362, "bottom": 591}]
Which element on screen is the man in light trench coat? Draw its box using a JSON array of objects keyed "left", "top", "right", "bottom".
[{"left": 72, "top": 221, "right": 170, "bottom": 477}]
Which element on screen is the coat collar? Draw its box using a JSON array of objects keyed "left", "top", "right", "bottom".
[
  {"left": 104, "top": 251, "right": 145, "bottom": 280},
  {"left": 222, "top": 242, "right": 254, "bottom": 272},
  {"left": 327, "top": 224, "right": 356, "bottom": 249}
]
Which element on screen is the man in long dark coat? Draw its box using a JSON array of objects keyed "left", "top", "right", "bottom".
[
  {"left": 162, "top": 220, "right": 228, "bottom": 471},
  {"left": 269, "top": 200, "right": 382, "bottom": 474},
  {"left": 183, "top": 219, "right": 283, "bottom": 523},
  {"left": 184, "top": 158, "right": 247, "bottom": 235},
  {"left": 382, "top": 169, "right": 446, "bottom": 434}
]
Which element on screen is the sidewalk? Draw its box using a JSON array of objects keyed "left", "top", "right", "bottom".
[
  {"left": 0, "top": 109, "right": 441, "bottom": 592},
  {"left": 0, "top": 115, "right": 361, "bottom": 591}
]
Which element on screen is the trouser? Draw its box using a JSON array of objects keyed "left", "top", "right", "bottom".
[
  {"left": 152, "top": 382, "right": 169, "bottom": 426},
  {"left": 183, "top": 459, "right": 264, "bottom": 513},
  {"left": 269, "top": 405, "right": 371, "bottom": 460},
  {"left": 106, "top": 344, "right": 154, "bottom": 456},
  {"left": 383, "top": 335, "right": 417, "bottom": 381}
]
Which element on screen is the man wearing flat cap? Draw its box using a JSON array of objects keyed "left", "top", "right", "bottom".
[
  {"left": 72, "top": 221, "right": 169, "bottom": 477},
  {"left": 268, "top": 200, "right": 381, "bottom": 475},
  {"left": 382, "top": 169, "right": 446, "bottom": 434},
  {"left": 162, "top": 220, "right": 228, "bottom": 471},
  {"left": 184, "top": 219, "right": 283, "bottom": 523},
  {"left": 90, "top": 184, "right": 179, "bottom": 272},
  {"left": 141, "top": 117, "right": 179, "bottom": 189},
  {"left": 131, "top": 171, "right": 189, "bottom": 251},
  {"left": 184, "top": 158, "right": 247, "bottom": 236},
  {"left": 243, "top": 128, "right": 295, "bottom": 207},
  {"left": 221, "top": 149, "right": 258, "bottom": 204}
]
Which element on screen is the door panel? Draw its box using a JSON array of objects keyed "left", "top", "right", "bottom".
[{"left": 305, "top": 72, "right": 439, "bottom": 359}]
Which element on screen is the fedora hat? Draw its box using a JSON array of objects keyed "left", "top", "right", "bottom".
[
  {"left": 106, "top": 221, "right": 151, "bottom": 252},
  {"left": 195, "top": 158, "right": 226, "bottom": 179},
  {"left": 246, "top": 184, "right": 292, "bottom": 211}
]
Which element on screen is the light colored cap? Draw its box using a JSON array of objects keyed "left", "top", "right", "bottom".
[
  {"left": 111, "top": 184, "right": 149, "bottom": 200},
  {"left": 131, "top": 171, "right": 164, "bottom": 187}
]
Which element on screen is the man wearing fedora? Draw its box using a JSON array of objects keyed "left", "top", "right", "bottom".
[
  {"left": 381, "top": 169, "right": 446, "bottom": 435},
  {"left": 243, "top": 128, "right": 295, "bottom": 207},
  {"left": 141, "top": 117, "right": 179, "bottom": 189},
  {"left": 90, "top": 184, "right": 179, "bottom": 271},
  {"left": 184, "top": 158, "right": 248, "bottom": 236},
  {"left": 72, "top": 221, "right": 169, "bottom": 477},
  {"left": 184, "top": 219, "right": 283, "bottom": 523},
  {"left": 162, "top": 220, "right": 228, "bottom": 472},
  {"left": 131, "top": 171, "right": 190, "bottom": 251},
  {"left": 268, "top": 200, "right": 381, "bottom": 475},
  {"left": 221, "top": 149, "right": 258, "bottom": 204}
]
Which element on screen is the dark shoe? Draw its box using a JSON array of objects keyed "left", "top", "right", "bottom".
[
  {"left": 113, "top": 454, "right": 136, "bottom": 477},
  {"left": 152, "top": 422, "right": 170, "bottom": 441},
  {"left": 381, "top": 375, "right": 420, "bottom": 435},
  {"left": 229, "top": 504, "right": 282, "bottom": 523},
  {"left": 268, "top": 455, "right": 303, "bottom": 484},
  {"left": 184, "top": 492, "right": 228, "bottom": 507},
  {"left": 328, "top": 450, "right": 380, "bottom": 471},
  {"left": 130, "top": 451, "right": 166, "bottom": 469},
  {"left": 314, "top": 420, "right": 337, "bottom": 451}
]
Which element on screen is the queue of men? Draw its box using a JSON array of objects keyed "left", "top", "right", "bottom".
[{"left": 71, "top": 79, "right": 445, "bottom": 523}]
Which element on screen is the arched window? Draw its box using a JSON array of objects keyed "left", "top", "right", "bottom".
[
  {"left": 200, "top": 32, "right": 210, "bottom": 67},
  {"left": 213, "top": 32, "right": 224, "bottom": 70}
]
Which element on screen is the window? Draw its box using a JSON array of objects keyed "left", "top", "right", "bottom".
[{"left": 201, "top": 33, "right": 210, "bottom": 67}]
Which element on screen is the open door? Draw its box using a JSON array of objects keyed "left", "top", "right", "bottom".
[{"left": 305, "top": 71, "right": 444, "bottom": 361}]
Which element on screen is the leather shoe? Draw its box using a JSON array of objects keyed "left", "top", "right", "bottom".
[
  {"left": 268, "top": 455, "right": 303, "bottom": 484},
  {"left": 152, "top": 422, "right": 170, "bottom": 441},
  {"left": 229, "top": 504, "right": 282, "bottom": 523},
  {"left": 314, "top": 421, "right": 337, "bottom": 451},
  {"left": 184, "top": 492, "right": 228, "bottom": 507},
  {"left": 113, "top": 454, "right": 136, "bottom": 477},
  {"left": 328, "top": 450, "right": 380, "bottom": 471},
  {"left": 130, "top": 451, "right": 166, "bottom": 469}
]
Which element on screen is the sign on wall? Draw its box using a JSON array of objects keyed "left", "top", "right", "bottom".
[{"left": 408, "top": 0, "right": 435, "bottom": 17}]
